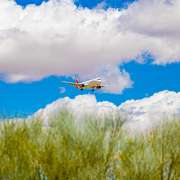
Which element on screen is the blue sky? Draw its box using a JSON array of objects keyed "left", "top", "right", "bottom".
[
  {"left": 16, "top": 0, "right": 136, "bottom": 8},
  {"left": 0, "top": 0, "right": 179, "bottom": 117}
]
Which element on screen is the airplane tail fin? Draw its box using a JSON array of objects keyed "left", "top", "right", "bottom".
[
  {"left": 75, "top": 79, "right": 79, "bottom": 88},
  {"left": 74, "top": 74, "right": 79, "bottom": 88}
]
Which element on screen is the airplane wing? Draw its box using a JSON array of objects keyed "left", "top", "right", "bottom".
[
  {"left": 62, "top": 81, "right": 85, "bottom": 88},
  {"left": 61, "top": 81, "right": 76, "bottom": 86}
]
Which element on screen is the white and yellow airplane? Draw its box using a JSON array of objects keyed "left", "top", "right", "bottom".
[{"left": 62, "top": 78, "right": 104, "bottom": 91}]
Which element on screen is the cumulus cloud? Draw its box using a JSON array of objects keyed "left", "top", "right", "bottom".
[
  {"left": 98, "top": 65, "right": 133, "bottom": 93},
  {"left": 82, "top": 65, "right": 133, "bottom": 93},
  {"left": 119, "top": 90, "right": 180, "bottom": 132},
  {"left": 36, "top": 94, "right": 119, "bottom": 126},
  {"left": 0, "top": 0, "right": 179, "bottom": 93},
  {"left": 119, "top": 0, "right": 180, "bottom": 64},
  {"left": 36, "top": 90, "right": 180, "bottom": 132}
]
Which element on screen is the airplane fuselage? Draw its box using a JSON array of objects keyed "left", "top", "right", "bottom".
[
  {"left": 62, "top": 78, "right": 103, "bottom": 91},
  {"left": 77, "top": 78, "right": 103, "bottom": 90}
]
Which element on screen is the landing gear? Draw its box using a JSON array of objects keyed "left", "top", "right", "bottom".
[{"left": 96, "top": 86, "right": 101, "bottom": 89}]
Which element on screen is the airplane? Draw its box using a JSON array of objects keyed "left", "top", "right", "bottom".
[{"left": 62, "top": 77, "right": 104, "bottom": 91}]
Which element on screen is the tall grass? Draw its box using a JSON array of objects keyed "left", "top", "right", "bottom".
[{"left": 0, "top": 112, "right": 179, "bottom": 179}]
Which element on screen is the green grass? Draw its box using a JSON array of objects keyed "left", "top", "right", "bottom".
[{"left": 0, "top": 112, "right": 179, "bottom": 179}]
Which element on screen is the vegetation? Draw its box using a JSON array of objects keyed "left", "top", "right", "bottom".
[{"left": 0, "top": 112, "right": 179, "bottom": 180}]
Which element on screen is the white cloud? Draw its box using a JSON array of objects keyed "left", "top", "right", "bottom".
[
  {"left": 82, "top": 65, "right": 133, "bottom": 93},
  {"left": 119, "top": 0, "right": 180, "bottom": 64},
  {"left": 119, "top": 90, "right": 180, "bottom": 132},
  {"left": 36, "top": 94, "right": 119, "bottom": 124},
  {"left": 0, "top": 0, "right": 133, "bottom": 93},
  {"left": 35, "top": 90, "right": 180, "bottom": 132},
  {"left": 0, "top": 0, "right": 179, "bottom": 93},
  {"left": 100, "top": 65, "right": 132, "bottom": 93}
]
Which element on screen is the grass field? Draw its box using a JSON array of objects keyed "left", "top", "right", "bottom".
[{"left": 0, "top": 111, "right": 180, "bottom": 180}]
